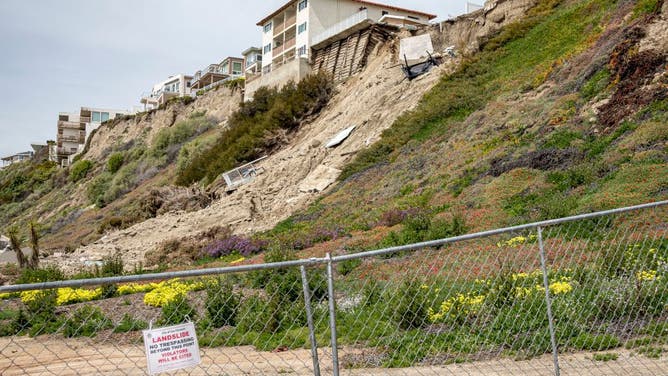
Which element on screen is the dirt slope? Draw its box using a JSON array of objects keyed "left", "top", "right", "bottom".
[{"left": 48, "top": 43, "right": 455, "bottom": 272}]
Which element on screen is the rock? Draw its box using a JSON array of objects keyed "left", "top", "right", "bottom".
[{"left": 489, "top": 12, "right": 506, "bottom": 23}]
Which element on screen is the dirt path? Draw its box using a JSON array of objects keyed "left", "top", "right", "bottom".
[{"left": 1, "top": 336, "right": 665, "bottom": 375}]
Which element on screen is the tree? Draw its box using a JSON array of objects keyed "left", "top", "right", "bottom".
[
  {"left": 7, "top": 226, "right": 26, "bottom": 269},
  {"left": 28, "top": 221, "right": 40, "bottom": 269}
]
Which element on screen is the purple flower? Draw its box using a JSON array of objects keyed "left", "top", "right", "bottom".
[{"left": 203, "top": 236, "right": 268, "bottom": 258}]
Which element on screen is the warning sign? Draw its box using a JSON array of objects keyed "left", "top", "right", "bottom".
[{"left": 143, "top": 322, "right": 201, "bottom": 375}]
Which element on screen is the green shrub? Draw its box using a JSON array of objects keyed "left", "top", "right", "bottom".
[
  {"left": 633, "top": 0, "right": 661, "bottom": 17},
  {"left": 159, "top": 295, "right": 196, "bottom": 326},
  {"left": 69, "top": 160, "right": 94, "bottom": 182},
  {"left": 338, "top": 258, "right": 362, "bottom": 276},
  {"left": 62, "top": 305, "right": 112, "bottom": 337},
  {"left": 17, "top": 265, "right": 65, "bottom": 284},
  {"left": 176, "top": 71, "right": 334, "bottom": 186},
  {"left": 236, "top": 296, "right": 279, "bottom": 333},
  {"left": 107, "top": 152, "right": 124, "bottom": 173},
  {"left": 391, "top": 282, "right": 430, "bottom": 329},
  {"left": 568, "top": 333, "right": 620, "bottom": 351},
  {"left": 113, "top": 313, "right": 148, "bottom": 333},
  {"left": 205, "top": 278, "right": 241, "bottom": 327}
]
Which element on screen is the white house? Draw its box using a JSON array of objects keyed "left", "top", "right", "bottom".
[
  {"left": 246, "top": 0, "right": 435, "bottom": 99},
  {"left": 57, "top": 107, "right": 133, "bottom": 167},
  {"left": 140, "top": 74, "right": 194, "bottom": 110},
  {"left": 1, "top": 151, "right": 33, "bottom": 168},
  {"left": 257, "top": 0, "right": 436, "bottom": 74},
  {"left": 190, "top": 57, "right": 245, "bottom": 92}
]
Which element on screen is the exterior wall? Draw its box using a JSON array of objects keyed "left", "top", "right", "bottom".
[
  {"left": 260, "top": 0, "right": 434, "bottom": 74},
  {"left": 244, "top": 57, "right": 311, "bottom": 101}
]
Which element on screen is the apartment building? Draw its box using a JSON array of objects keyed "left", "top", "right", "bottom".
[
  {"left": 245, "top": 0, "right": 435, "bottom": 99},
  {"left": 190, "top": 56, "right": 245, "bottom": 91},
  {"left": 140, "top": 74, "right": 194, "bottom": 110},
  {"left": 56, "top": 107, "right": 132, "bottom": 166},
  {"left": 258, "top": 0, "right": 436, "bottom": 73}
]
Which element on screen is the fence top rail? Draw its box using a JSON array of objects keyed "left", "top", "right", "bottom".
[{"left": 0, "top": 200, "right": 665, "bottom": 293}]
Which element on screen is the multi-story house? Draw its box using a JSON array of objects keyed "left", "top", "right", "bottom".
[
  {"left": 246, "top": 0, "right": 435, "bottom": 99},
  {"left": 258, "top": 0, "right": 435, "bottom": 72},
  {"left": 140, "top": 74, "right": 194, "bottom": 111},
  {"left": 1, "top": 151, "right": 33, "bottom": 168},
  {"left": 57, "top": 107, "right": 132, "bottom": 167},
  {"left": 242, "top": 47, "right": 263, "bottom": 77},
  {"left": 190, "top": 56, "right": 245, "bottom": 91}
]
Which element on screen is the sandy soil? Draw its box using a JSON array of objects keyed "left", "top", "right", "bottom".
[{"left": 1, "top": 336, "right": 665, "bottom": 375}]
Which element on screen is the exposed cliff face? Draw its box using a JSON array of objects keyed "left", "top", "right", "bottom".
[
  {"left": 85, "top": 88, "right": 242, "bottom": 163},
  {"left": 37, "top": 0, "right": 549, "bottom": 274},
  {"left": 47, "top": 42, "right": 456, "bottom": 273},
  {"left": 432, "top": 0, "right": 539, "bottom": 54}
]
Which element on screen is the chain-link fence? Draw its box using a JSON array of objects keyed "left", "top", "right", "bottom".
[{"left": 0, "top": 201, "right": 666, "bottom": 375}]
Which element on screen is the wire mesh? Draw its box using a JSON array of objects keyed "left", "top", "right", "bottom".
[{"left": 0, "top": 202, "right": 665, "bottom": 375}]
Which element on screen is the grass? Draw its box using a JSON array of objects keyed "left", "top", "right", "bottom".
[{"left": 339, "top": 0, "right": 615, "bottom": 180}]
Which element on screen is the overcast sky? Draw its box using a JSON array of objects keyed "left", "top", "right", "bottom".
[{"left": 0, "top": 0, "right": 471, "bottom": 157}]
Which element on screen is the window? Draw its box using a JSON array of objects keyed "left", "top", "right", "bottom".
[
  {"left": 221, "top": 62, "right": 229, "bottom": 74},
  {"left": 257, "top": 54, "right": 262, "bottom": 61},
  {"left": 92, "top": 111, "right": 101, "bottom": 122},
  {"left": 381, "top": 10, "right": 389, "bottom": 15},
  {"left": 298, "top": 0, "right": 307, "bottom": 11},
  {"left": 263, "top": 22, "right": 272, "bottom": 33},
  {"left": 298, "top": 45, "right": 307, "bottom": 56},
  {"left": 264, "top": 44, "right": 272, "bottom": 54},
  {"left": 101, "top": 112, "right": 110, "bottom": 122},
  {"left": 407, "top": 15, "right": 419, "bottom": 20},
  {"left": 298, "top": 22, "right": 307, "bottom": 34},
  {"left": 175, "top": 82, "right": 180, "bottom": 92},
  {"left": 232, "top": 62, "right": 243, "bottom": 75}
]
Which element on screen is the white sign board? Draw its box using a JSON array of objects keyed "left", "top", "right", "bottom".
[{"left": 143, "top": 322, "right": 201, "bottom": 375}]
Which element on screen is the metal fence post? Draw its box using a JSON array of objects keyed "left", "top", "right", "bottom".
[
  {"left": 300, "top": 265, "right": 321, "bottom": 376},
  {"left": 326, "top": 253, "right": 340, "bottom": 376},
  {"left": 538, "top": 226, "right": 560, "bottom": 376}
]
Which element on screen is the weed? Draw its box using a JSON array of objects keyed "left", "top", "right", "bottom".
[
  {"left": 62, "top": 305, "right": 112, "bottom": 337},
  {"left": 113, "top": 314, "right": 148, "bottom": 333},
  {"left": 592, "top": 352, "right": 619, "bottom": 361}
]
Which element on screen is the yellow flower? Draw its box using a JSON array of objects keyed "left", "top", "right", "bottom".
[
  {"left": 636, "top": 270, "right": 658, "bottom": 282},
  {"left": 56, "top": 287, "right": 103, "bottom": 305},
  {"left": 548, "top": 281, "right": 573, "bottom": 295}
]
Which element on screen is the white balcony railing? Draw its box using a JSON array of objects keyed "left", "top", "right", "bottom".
[{"left": 311, "top": 9, "right": 370, "bottom": 48}]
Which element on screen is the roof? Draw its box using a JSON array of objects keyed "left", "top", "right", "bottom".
[
  {"left": 353, "top": 0, "right": 437, "bottom": 20},
  {"left": 257, "top": 0, "right": 436, "bottom": 26},
  {"left": 242, "top": 46, "right": 262, "bottom": 56}
]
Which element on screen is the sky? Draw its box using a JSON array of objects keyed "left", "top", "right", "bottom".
[{"left": 0, "top": 0, "right": 471, "bottom": 157}]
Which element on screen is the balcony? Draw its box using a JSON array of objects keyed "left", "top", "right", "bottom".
[
  {"left": 274, "top": 22, "right": 285, "bottom": 35},
  {"left": 60, "top": 135, "right": 85, "bottom": 143},
  {"left": 191, "top": 64, "right": 227, "bottom": 89},
  {"left": 284, "top": 37, "right": 296, "bottom": 50},
  {"left": 311, "top": 9, "right": 372, "bottom": 49},
  {"left": 58, "top": 121, "right": 85, "bottom": 130},
  {"left": 273, "top": 44, "right": 285, "bottom": 56},
  {"left": 285, "top": 13, "right": 296, "bottom": 27}
]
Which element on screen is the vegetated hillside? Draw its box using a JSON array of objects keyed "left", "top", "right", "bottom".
[
  {"left": 265, "top": 0, "right": 668, "bottom": 252},
  {"left": 0, "top": 85, "right": 243, "bottom": 252},
  {"left": 45, "top": 41, "right": 458, "bottom": 273}
]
